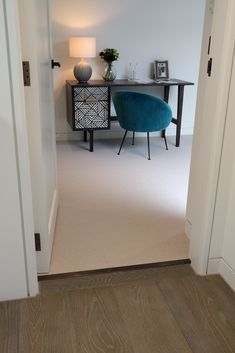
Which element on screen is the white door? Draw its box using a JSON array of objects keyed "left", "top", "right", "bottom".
[{"left": 19, "top": 0, "right": 58, "bottom": 273}]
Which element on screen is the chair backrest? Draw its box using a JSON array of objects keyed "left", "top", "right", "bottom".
[{"left": 112, "top": 91, "right": 172, "bottom": 132}]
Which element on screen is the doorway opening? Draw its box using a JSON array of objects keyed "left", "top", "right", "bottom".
[{"left": 26, "top": 0, "right": 209, "bottom": 275}]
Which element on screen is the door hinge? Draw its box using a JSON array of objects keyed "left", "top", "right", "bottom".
[
  {"left": 207, "top": 58, "right": 213, "bottom": 77},
  {"left": 22, "top": 61, "right": 31, "bottom": 86},
  {"left": 35, "top": 233, "right": 41, "bottom": 251}
]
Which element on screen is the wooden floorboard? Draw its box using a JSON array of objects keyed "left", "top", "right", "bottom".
[
  {"left": 18, "top": 294, "right": 75, "bottom": 353},
  {"left": 158, "top": 274, "right": 235, "bottom": 353},
  {"left": 66, "top": 287, "right": 135, "bottom": 353},
  {"left": 113, "top": 279, "right": 193, "bottom": 353},
  {"left": 0, "top": 265, "right": 235, "bottom": 353},
  {"left": 0, "top": 301, "right": 20, "bottom": 353}
]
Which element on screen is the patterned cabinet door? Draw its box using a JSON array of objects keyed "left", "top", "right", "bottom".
[{"left": 73, "top": 86, "right": 109, "bottom": 130}]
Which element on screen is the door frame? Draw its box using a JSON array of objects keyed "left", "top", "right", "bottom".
[
  {"left": 188, "top": 0, "right": 235, "bottom": 275},
  {"left": 1, "top": 0, "right": 38, "bottom": 298},
  {"left": 2, "top": 0, "right": 235, "bottom": 298}
]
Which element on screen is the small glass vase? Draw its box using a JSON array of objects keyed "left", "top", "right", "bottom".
[{"left": 102, "top": 62, "right": 117, "bottom": 81}]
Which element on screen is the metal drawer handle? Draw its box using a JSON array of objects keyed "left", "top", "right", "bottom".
[{"left": 83, "top": 98, "right": 99, "bottom": 103}]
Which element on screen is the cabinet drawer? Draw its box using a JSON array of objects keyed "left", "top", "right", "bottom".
[
  {"left": 66, "top": 82, "right": 111, "bottom": 132},
  {"left": 73, "top": 86, "right": 109, "bottom": 130},
  {"left": 74, "top": 86, "right": 108, "bottom": 102},
  {"left": 74, "top": 100, "right": 109, "bottom": 129}
]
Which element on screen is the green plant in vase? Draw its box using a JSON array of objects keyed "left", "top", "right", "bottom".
[{"left": 99, "top": 48, "right": 119, "bottom": 81}]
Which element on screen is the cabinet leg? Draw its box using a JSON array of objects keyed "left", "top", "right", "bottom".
[{"left": 89, "top": 130, "right": 94, "bottom": 152}]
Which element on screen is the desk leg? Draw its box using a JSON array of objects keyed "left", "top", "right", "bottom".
[
  {"left": 88, "top": 130, "right": 94, "bottom": 152},
  {"left": 164, "top": 86, "right": 170, "bottom": 103},
  {"left": 162, "top": 86, "right": 170, "bottom": 138},
  {"left": 176, "top": 85, "right": 184, "bottom": 147}
]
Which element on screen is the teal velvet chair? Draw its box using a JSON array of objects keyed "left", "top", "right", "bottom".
[{"left": 112, "top": 91, "right": 172, "bottom": 160}]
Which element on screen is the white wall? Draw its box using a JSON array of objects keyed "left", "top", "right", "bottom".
[{"left": 51, "top": 0, "right": 205, "bottom": 140}]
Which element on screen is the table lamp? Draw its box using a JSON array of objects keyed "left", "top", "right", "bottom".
[{"left": 69, "top": 37, "right": 96, "bottom": 83}]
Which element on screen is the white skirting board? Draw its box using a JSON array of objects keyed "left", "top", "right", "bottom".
[
  {"left": 56, "top": 126, "right": 194, "bottom": 142},
  {"left": 208, "top": 258, "right": 235, "bottom": 291}
]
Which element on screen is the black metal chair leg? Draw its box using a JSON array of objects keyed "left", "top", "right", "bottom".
[
  {"left": 132, "top": 132, "right": 135, "bottom": 145},
  {"left": 147, "top": 132, "right": 151, "bottom": 160},
  {"left": 164, "top": 135, "right": 169, "bottom": 150},
  {"left": 118, "top": 130, "right": 128, "bottom": 155}
]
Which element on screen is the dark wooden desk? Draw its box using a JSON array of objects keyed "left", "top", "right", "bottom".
[{"left": 66, "top": 79, "right": 194, "bottom": 151}]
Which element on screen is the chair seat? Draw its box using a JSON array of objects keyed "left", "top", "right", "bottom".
[
  {"left": 112, "top": 91, "right": 172, "bottom": 132},
  {"left": 112, "top": 91, "right": 172, "bottom": 159}
]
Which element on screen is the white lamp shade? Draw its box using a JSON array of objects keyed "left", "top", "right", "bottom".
[{"left": 69, "top": 37, "right": 96, "bottom": 58}]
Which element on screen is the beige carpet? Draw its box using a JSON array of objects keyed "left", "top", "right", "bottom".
[{"left": 48, "top": 135, "right": 192, "bottom": 274}]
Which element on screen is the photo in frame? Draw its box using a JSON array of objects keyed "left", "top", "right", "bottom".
[{"left": 154, "top": 60, "right": 169, "bottom": 80}]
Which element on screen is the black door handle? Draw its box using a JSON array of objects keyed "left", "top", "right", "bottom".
[{"left": 51, "top": 59, "right": 61, "bottom": 69}]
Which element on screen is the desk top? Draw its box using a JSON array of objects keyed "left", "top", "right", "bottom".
[{"left": 67, "top": 79, "right": 194, "bottom": 87}]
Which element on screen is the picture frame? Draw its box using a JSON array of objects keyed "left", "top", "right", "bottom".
[{"left": 154, "top": 60, "right": 169, "bottom": 80}]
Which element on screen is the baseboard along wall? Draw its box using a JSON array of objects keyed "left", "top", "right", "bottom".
[
  {"left": 56, "top": 127, "right": 194, "bottom": 142},
  {"left": 207, "top": 257, "right": 235, "bottom": 292}
]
